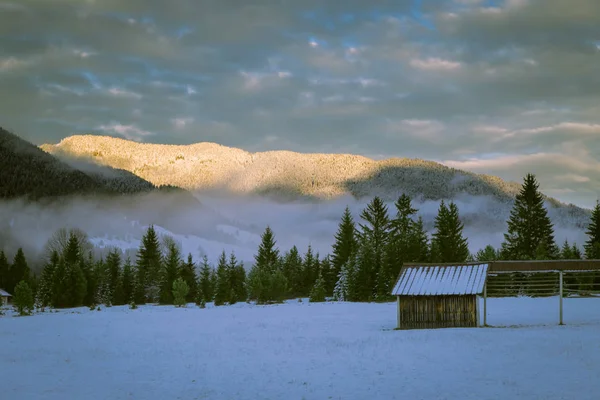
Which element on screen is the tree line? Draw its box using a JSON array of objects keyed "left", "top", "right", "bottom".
[{"left": 1, "top": 173, "right": 600, "bottom": 314}]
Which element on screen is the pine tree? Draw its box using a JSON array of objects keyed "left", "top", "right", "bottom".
[
  {"left": 333, "top": 264, "right": 348, "bottom": 302},
  {"left": 197, "top": 255, "right": 214, "bottom": 304},
  {"left": 354, "top": 235, "right": 376, "bottom": 301},
  {"left": 281, "top": 246, "right": 303, "bottom": 298},
  {"left": 136, "top": 225, "right": 162, "bottom": 303},
  {"left": 309, "top": 270, "right": 326, "bottom": 302},
  {"left": 83, "top": 253, "right": 99, "bottom": 306},
  {"left": 333, "top": 254, "right": 358, "bottom": 301},
  {"left": 571, "top": 243, "right": 583, "bottom": 259},
  {"left": 430, "top": 201, "right": 470, "bottom": 263},
  {"left": 13, "top": 280, "right": 34, "bottom": 316},
  {"left": 159, "top": 240, "right": 181, "bottom": 305},
  {"left": 180, "top": 253, "right": 198, "bottom": 303},
  {"left": 254, "top": 226, "right": 280, "bottom": 273},
  {"left": 172, "top": 277, "right": 189, "bottom": 307},
  {"left": 388, "top": 194, "right": 418, "bottom": 268},
  {"left": 330, "top": 206, "right": 358, "bottom": 285},
  {"left": 584, "top": 200, "right": 600, "bottom": 259},
  {"left": 227, "top": 251, "right": 244, "bottom": 304},
  {"left": 235, "top": 264, "right": 247, "bottom": 303},
  {"left": 476, "top": 245, "right": 498, "bottom": 262},
  {"left": 62, "top": 234, "right": 87, "bottom": 307},
  {"left": 0, "top": 251, "right": 9, "bottom": 291},
  {"left": 501, "top": 173, "right": 559, "bottom": 260},
  {"left": 9, "top": 248, "right": 30, "bottom": 293},
  {"left": 214, "top": 250, "right": 230, "bottom": 306}
]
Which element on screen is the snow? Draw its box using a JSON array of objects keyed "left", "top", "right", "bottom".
[{"left": 1, "top": 297, "right": 599, "bottom": 400}]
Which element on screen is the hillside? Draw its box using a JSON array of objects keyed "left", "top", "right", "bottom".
[
  {"left": 42, "top": 134, "right": 585, "bottom": 211},
  {"left": 0, "top": 128, "right": 181, "bottom": 200}
]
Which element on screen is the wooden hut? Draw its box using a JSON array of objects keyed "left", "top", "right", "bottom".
[
  {"left": 392, "top": 262, "right": 489, "bottom": 329},
  {"left": 0, "top": 288, "right": 12, "bottom": 306}
]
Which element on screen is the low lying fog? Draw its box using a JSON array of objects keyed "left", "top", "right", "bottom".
[{"left": 0, "top": 190, "right": 590, "bottom": 270}]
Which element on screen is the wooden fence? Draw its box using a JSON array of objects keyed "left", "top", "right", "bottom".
[{"left": 397, "top": 295, "right": 478, "bottom": 329}]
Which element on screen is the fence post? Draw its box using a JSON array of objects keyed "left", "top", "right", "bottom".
[
  {"left": 483, "top": 279, "right": 487, "bottom": 326},
  {"left": 559, "top": 270, "right": 564, "bottom": 325},
  {"left": 396, "top": 296, "right": 401, "bottom": 329}
]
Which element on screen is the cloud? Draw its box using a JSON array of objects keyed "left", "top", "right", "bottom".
[{"left": 0, "top": 0, "right": 599, "bottom": 207}]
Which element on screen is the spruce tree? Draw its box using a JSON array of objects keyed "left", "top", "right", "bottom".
[
  {"left": 319, "top": 255, "right": 334, "bottom": 296},
  {"left": 560, "top": 239, "right": 573, "bottom": 259},
  {"left": 255, "top": 226, "right": 280, "bottom": 273},
  {"left": 584, "top": 200, "right": 600, "bottom": 259},
  {"left": 227, "top": 251, "right": 245, "bottom": 304},
  {"left": 0, "top": 251, "right": 9, "bottom": 291},
  {"left": 13, "top": 280, "right": 34, "bottom": 316},
  {"left": 411, "top": 216, "right": 430, "bottom": 262},
  {"left": 180, "top": 253, "right": 198, "bottom": 303},
  {"left": 235, "top": 264, "right": 247, "bottom": 303},
  {"left": 476, "top": 245, "right": 498, "bottom": 262},
  {"left": 172, "top": 277, "right": 189, "bottom": 307},
  {"left": 571, "top": 243, "right": 582, "bottom": 259},
  {"left": 281, "top": 246, "right": 303, "bottom": 297},
  {"left": 62, "top": 234, "right": 87, "bottom": 307},
  {"left": 197, "top": 255, "right": 214, "bottom": 304},
  {"left": 38, "top": 250, "right": 59, "bottom": 307},
  {"left": 301, "top": 245, "right": 317, "bottom": 296},
  {"left": 330, "top": 206, "right": 358, "bottom": 284},
  {"left": 309, "top": 270, "right": 326, "bottom": 302},
  {"left": 248, "top": 226, "right": 286, "bottom": 303},
  {"left": 501, "top": 173, "right": 559, "bottom": 260},
  {"left": 105, "top": 250, "right": 122, "bottom": 305},
  {"left": 357, "top": 196, "right": 390, "bottom": 300},
  {"left": 136, "top": 225, "right": 162, "bottom": 303},
  {"left": 121, "top": 257, "right": 135, "bottom": 303},
  {"left": 214, "top": 250, "right": 230, "bottom": 306},
  {"left": 159, "top": 241, "right": 181, "bottom": 305},
  {"left": 430, "top": 201, "right": 470, "bottom": 263},
  {"left": 9, "top": 248, "right": 30, "bottom": 293}
]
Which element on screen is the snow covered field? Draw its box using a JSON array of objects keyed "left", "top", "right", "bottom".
[{"left": 1, "top": 297, "right": 599, "bottom": 400}]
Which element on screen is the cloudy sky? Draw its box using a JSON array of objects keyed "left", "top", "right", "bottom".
[{"left": 1, "top": 0, "right": 599, "bottom": 208}]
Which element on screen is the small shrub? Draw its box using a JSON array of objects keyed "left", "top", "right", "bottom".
[
  {"left": 129, "top": 301, "right": 138, "bottom": 310},
  {"left": 13, "top": 281, "right": 34, "bottom": 316}
]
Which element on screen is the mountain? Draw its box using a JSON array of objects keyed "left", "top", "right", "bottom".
[
  {"left": 0, "top": 127, "right": 199, "bottom": 201},
  {"left": 42, "top": 134, "right": 583, "bottom": 208}
]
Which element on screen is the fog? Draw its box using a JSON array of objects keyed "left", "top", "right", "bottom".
[{"left": 0, "top": 190, "right": 591, "bottom": 271}]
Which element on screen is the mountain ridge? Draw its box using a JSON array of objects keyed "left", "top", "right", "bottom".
[{"left": 41, "top": 134, "right": 543, "bottom": 204}]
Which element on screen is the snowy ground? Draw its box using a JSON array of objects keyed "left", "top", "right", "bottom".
[{"left": 1, "top": 297, "right": 599, "bottom": 400}]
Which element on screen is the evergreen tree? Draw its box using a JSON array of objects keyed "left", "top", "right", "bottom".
[
  {"left": 159, "top": 240, "right": 181, "bottom": 305},
  {"left": 411, "top": 216, "right": 430, "bottom": 262},
  {"left": 91, "top": 257, "right": 107, "bottom": 306},
  {"left": 560, "top": 239, "right": 573, "bottom": 259},
  {"left": 476, "top": 245, "right": 498, "bottom": 262},
  {"left": 172, "top": 277, "right": 189, "bottom": 307},
  {"left": 105, "top": 250, "right": 122, "bottom": 305},
  {"left": 333, "top": 254, "right": 358, "bottom": 301},
  {"left": 51, "top": 258, "right": 69, "bottom": 308},
  {"left": 214, "top": 250, "right": 230, "bottom": 306},
  {"left": 584, "top": 200, "right": 600, "bottom": 259},
  {"left": 0, "top": 251, "right": 9, "bottom": 291},
  {"left": 571, "top": 243, "right": 583, "bottom": 259},
  {"left": 301, "top": 245, "right": 317, "bottom": 296},
  {"left": 281, "top": 246, "right": 303, "bottom": 298},
  {"left": 121, "top": 257, "right": 135, "bottom": 303},
  {"left": 309, "top": 270, "right": 326, "bottom": 302},
  {"left": 501, "top": 173, "right": 559, "bottom": 260},
  {"left": 330, "top": 206, "right": 358, "bottom": 284},
  {"left": 135, "top": 225, "right": 162, "bottom": 303},
  {"left": 227, "top": 251, "right": 244, "bottom": 304},
  {"left": 430, "top": 201, "right": 470, "bottom": 263},
  {"left": 197, "top": 255, "right": 214, "bottom": 304},
  {"left": 9, "top": 248, "right": 30, "bottom": 293},
  {"left": 248, "top": 226, "right": 287, "bottom": 303},
  {"left": 356, "top": 196, "right": 390, "bottom": 301},
  {"left": 234, "top": 264, "right": 247, "bottom": 303},
  {"left": 13, "top": 280, "right": 34, "bottom": 316},
  {"left": 179, "top": 253, "right": 198, "bottom": 303},
  {"left": 62, "top": 234, "right": 87, "bottom": 307},
  {"left": 388, "top": 194, "right": 418, "bottom": 270},
  {"left": 38, "top": 250, "right": 59, "bottom": 307},
  {"left": 319, "top": 255, "right": 334, "bottom": 296}
]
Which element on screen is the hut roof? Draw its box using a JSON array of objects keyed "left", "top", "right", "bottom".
[
  {"left": 0, "top": 288, "right": 11, "bottom": 297},
  {"left": 392, "top": 263, "right": 489, "bottom": 296}
]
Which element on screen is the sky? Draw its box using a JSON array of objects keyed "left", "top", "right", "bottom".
[{"left": 1, "top": 0, "right": 599, "bottom": 209}]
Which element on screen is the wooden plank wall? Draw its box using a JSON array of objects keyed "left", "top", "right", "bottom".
[{"left": 398, "top": 295, "right": 478, "bottom": 329}]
